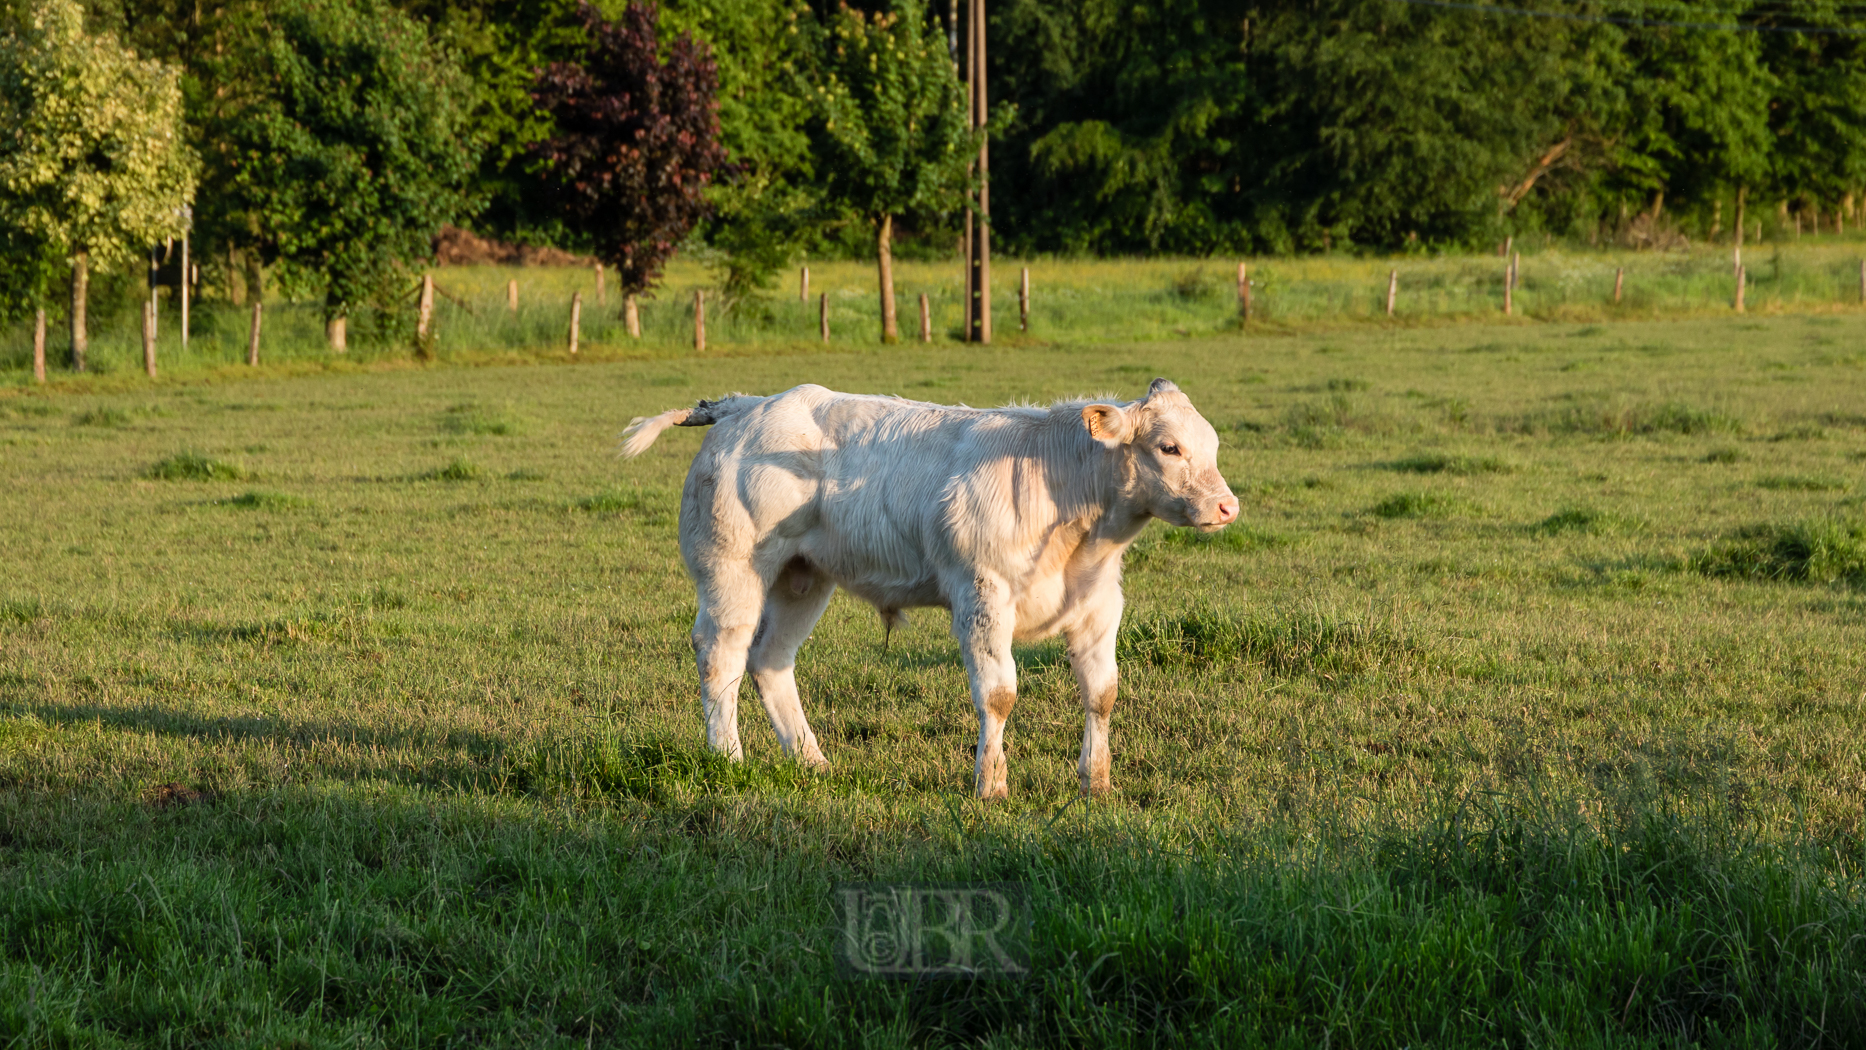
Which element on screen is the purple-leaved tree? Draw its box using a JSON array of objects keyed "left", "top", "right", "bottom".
[{"left": 531, "top": 2, "right": 728, "bottom": 296}]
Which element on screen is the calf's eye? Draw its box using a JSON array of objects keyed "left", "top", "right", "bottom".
[{"left": 1159, "top": 444, "right": 1181, "bottom": 457}]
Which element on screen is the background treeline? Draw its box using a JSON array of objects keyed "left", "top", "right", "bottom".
[{"left": 11, "top": 0, "right": 1866, "bottom": 325}]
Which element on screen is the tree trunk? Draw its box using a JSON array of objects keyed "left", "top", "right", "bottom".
[
  {"left": 69, "top": 250, "right": 88, "bottom": 371},
  {"left": 877, "top": 213, "right": 898, "bottom": 342},
  {"left": 245, "top": 252, "right": 264, "bottom": 310},
  {"left": 327, "top": 315, "right": 347, "bottom": 352}
]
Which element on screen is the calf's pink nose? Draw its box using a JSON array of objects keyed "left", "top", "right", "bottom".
[{"left": 1217, "top": 499, "right": 1238, "bottom": 523}]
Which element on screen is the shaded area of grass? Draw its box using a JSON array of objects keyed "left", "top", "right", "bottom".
[
  {"left": 146, "top": 452, "right": 245, "bottom": 481},
  {"left": 421, "top": 458, "right": 482, "bottom": 482},
  {"left": 1536, "top": 506, "right": 1646, "bottom": 535},
  {"left": 1370, "top": 491, "right": 1462, "bottom": 519},
  {"left": 0, "top": 782, "right": 1858, "bottom": 1046},
  {"left": 1691, "top": 519, "right": 1866, "bottom": 586},
  {"left": 1386, "top": 451, "right": 1511, "bottom": 475},
  {"left": 215, "top": 490, "right": 312, "bottom": 510},
  {"left": 1117, "top": 607, "right": 1418, "bottom": 678}
]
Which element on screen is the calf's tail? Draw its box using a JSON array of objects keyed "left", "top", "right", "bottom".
[{"left": 620, "top": 393, "right": 765, "bottom": 458}]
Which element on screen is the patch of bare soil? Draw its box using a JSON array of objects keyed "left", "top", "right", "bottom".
[{"left": 432, "top": 225, "right": 594, "bottom": 267}]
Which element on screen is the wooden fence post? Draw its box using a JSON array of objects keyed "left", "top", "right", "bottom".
[
  {"left": 507, "top": 279, "right": 518, "bottom": 313},
  {"left": 247, "top": 300, "right": 262, "bottom": 366},
  {"left": 1385, "top": 269, "right": 1397, "bottom": 316},
  {"left": 801, "top": 265, "right": 810, "bottom": 303},
  {"left": 1019, "top": 267, "right": 1030, "bottom": 331},
  {"left": 180, "top": 233, "right": 189, "bottom": 351},
  {"left": 32, "top": 308, "right": 45, "bottom": 384},
  {"left": 1734, "top": 265, "right": 1746, "bottom": 314},
  {"left": 819, "top": 292, "right": 829, "bottom": 343},
  {"left": 919, "top": 293, "right": 931, "bottom": 342},
  {"left": 417, "top": 273, "right": 435, "bottom": 341},
  {"left": 1613, "top": 267, "right": 1624, "bottom": 305},
  {"left": 1238, "top": 262, "right": 1251, "bottom": 325},
  {"left": 595, "top": 264, "right": 606, "bottom": 306},
  {"left": 625, "top": 293, "right": 641, "bottom": 338},
  {"left": 568, "top": 291, "right": 582, "bottom": 355},
  {"left": 1504, "top": 255, "right": 1514, "bottom": 316},
  {"left": 142, "top": 300, "right": 157, "bottom": 377},
  {"left": 693, "top": 289, "right": 705, "bottom": 353}
]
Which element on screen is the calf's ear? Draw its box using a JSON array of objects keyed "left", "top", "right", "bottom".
[{"left": 1081, "top": 403, "right": 1130, "bottom": 448}]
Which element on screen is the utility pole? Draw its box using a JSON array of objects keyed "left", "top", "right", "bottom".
[{"left": 965, "top": 0, "right": 991, "bottom": 343}]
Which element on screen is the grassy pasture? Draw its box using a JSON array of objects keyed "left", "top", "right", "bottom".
[
  {"left": 0, "top": 310, "right": 1864, "bottom": 1045},
  {"left": 11, "top": 236, "right": 1866, "bottom": 380}
]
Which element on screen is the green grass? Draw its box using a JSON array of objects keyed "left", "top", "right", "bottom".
[
  {"left": 1691, "top": 519, "right": 1866, "bottom": 586},
  {"left": 12, "top": 237, "right": 1866, "bottom": 383},
  {"left": 146, "top": 451, "right": 246, "bottom": 481},
  {"left": 1, "top": 312, "right": 1864, "bottom": 1044}
]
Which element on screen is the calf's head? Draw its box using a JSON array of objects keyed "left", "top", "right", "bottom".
[{"left": 1081, "top": 378, "right": 1238, "bottom": 531}]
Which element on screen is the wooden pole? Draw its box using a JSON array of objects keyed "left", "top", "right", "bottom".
[
  {"left": 1238, "top": 263, "right": 1252, "bottom": 325},
  {"left": 819, "top": 292, "right": 830, "bottom": 342},
  {"left": 1385, "top": 269, "right": 1397, "bottom": 317},
  {"left": 179, "top": 233, "right": 189, "bottom": 351},
  {"left": 506, "top": 279, "right": 518, "bottom": 313},
  {"left": 142, "top": 299, "right": 157, "bottom": 377},
  {"left": 878, "top": 214, "right": 898, "bottom": 342},
  {"left": 919, "top": 293, "right": 931, "bottom": 342},
  {"left": 595, "top": 264, "right": 606, "bottom": 306},
  {"left": 32, "top": 307, "right": 45, "bottom": 384},
  {"left": 625, "top": 293, "right": 641, "bottom": 338},
  {"left": 967, "top": 0, "right": 991, "bottom": 343},
  {"left": 1613, "top": 267, "right": 1624, "bottom": 304},
  {"left": 1019, "top": 266, "right": 1029, "bottom": 331},
  {"left": 328, "top": 315, "right": 346, "bottom": 353},
  {"left": 568, "top": 291, "right": 581, "bottom": 355},
  {"left": 1503, "top": 255, "right": 1514, "bottom": 316},
  {"left": 1735, "top": 264, "right": 1746, "bottom": 313},
  {"left": 247, "top": 300, "right": 262, "bottom": 366},
  {"left": 693, "top": 289, "right": 705, "bottom": 352},
  {"left": 417, "top": 272, "right": 435, "bottom": 341},
  {"left": 801, "top": 265, "right": 809, "bottom": 303}
]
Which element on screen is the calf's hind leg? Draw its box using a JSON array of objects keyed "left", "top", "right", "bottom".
[
  {"left": 690, "top": 562, "right": 767, "bottom": 761},
  {"left": 746, "top": 560, "right": 836, "bottom": 767}
]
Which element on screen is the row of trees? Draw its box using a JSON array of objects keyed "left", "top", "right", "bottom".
[
  {"left": 1, "top": 0, "right": 978, "bottom": 360},
  {"left": 8, "top": 0, "right": 1866, "bottom": 359}
]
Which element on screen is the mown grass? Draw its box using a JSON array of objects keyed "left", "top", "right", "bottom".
[{"left": 0, "top": 312, "right": 1863, "bottom": 1044}]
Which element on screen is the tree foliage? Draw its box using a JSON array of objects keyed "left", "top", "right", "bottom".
[
  {"left": 0, "top": 0, "right": 195, "bottom": 300},
  {"left": 197, "top": 0, "right": 482, "bottom": 323},
  {"left": 806, "top": 0, "right": 974, "bottom": 228},
  {"left": 530, "top": 1, "right": 729, "bottom": 295}
]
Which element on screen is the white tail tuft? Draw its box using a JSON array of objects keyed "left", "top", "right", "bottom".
[{"left": 619, "top": 407, "right": 692, "bottom": 458}]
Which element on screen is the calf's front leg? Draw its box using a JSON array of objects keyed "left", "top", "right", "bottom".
[
  {"left": 952, "top": 575, "right": 1019, "bottom": 799},
  {"left": 1067, "top": 603, "right": 1121, "bottom": 796}
]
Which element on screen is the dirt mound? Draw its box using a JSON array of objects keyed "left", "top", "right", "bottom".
[{"left": 432, "top": 225, "right": 595, "bottom": 267}]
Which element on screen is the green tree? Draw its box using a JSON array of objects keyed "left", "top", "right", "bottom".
[
  {"left": 807, "top": 0, "right": 972, "bottom": 341},
  {"left": 198, "top": 0, "right": 483, "bottom": 349},
  {"left": 0, "top": 0, "right": 195, "bottom": 369}
]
